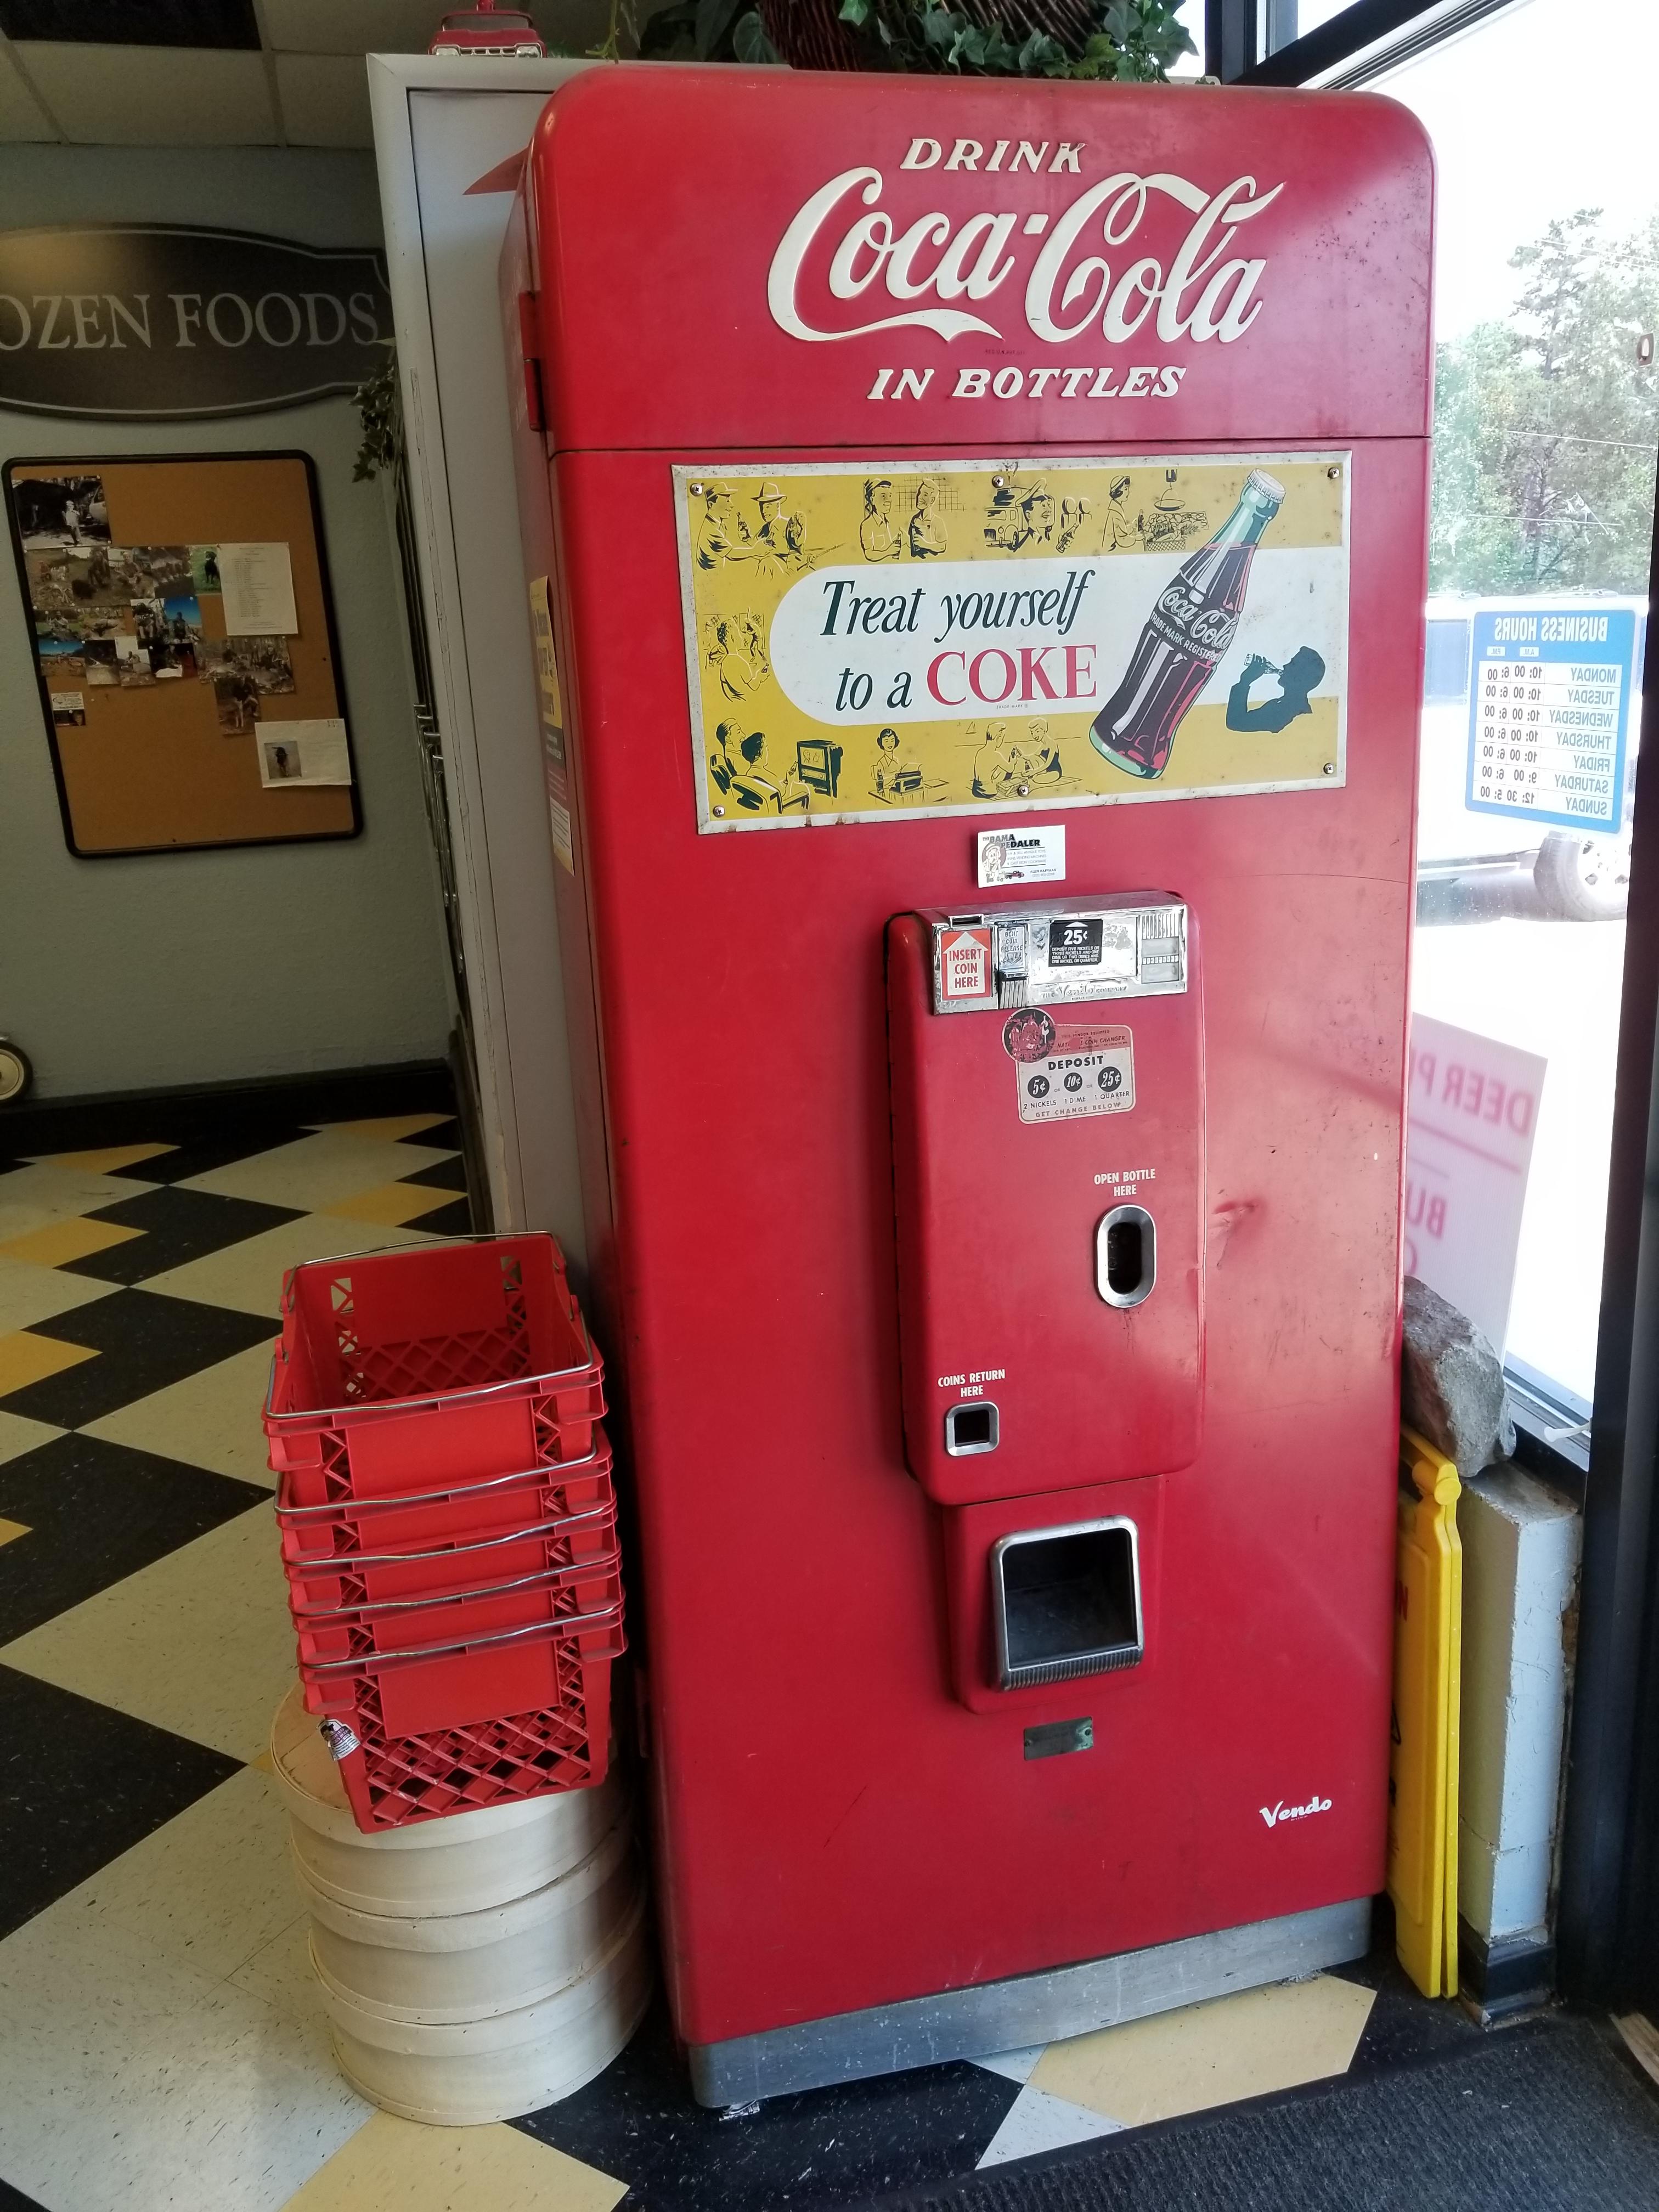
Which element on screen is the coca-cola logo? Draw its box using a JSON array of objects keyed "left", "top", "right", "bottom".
[
  {"left": 768, "top": 143, "right": 1283, "bottom": 352},
  {"left": 1190, "top": 608, "right": 1235, "bottom": 650}
]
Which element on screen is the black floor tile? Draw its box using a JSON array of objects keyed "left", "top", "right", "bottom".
[
  {"left": 512, "top": 1998, "right": 1019, "bottom": 2212},
  {"left": 1336, "top": 1931, "right": 1486, "bottom": 2076},
  {"left": 398, "top": 1116, "right": 461, "bottom": 1149},
  {"left": 0, "top": 1440, "right": 268, "bottom": 1641},
  {"left": 60, "top": 1186, "right": 302, "bottom": 1285},
  {"left": 0, "top": 1665, "right": 241, "bottom": 1939},
  {"left": 101, "top": 1124, "right": 309, "bottom": 1185},
  {"left": 1, "top": 1290, "right": 276, "bottom": 1427},
  {"left": 397, "top": 1155, "right": 468, "bottom": 1193},
  {"left": 0, "top": 2179, "right": 49, "bottom": 2211},
  {"left": 414, "top": 1197, "right": 473, "bottom": 1236}
]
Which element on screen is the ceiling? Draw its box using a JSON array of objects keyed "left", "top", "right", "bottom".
[{"left": 0, "top": 0, "right": 619, "bottom": 149}]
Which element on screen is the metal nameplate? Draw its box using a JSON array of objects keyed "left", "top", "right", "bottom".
[{"left": 926, "top": 895, "right": 1187, "bottom": 1014}]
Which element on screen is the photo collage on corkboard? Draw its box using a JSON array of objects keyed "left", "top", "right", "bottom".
[{"left": 5, "top": 454, "right": 359, "bottom": 855}]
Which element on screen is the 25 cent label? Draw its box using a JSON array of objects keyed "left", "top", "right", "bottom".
[{"left": 1017, "top": 1024, "right": 1134, "bottom": 1123}]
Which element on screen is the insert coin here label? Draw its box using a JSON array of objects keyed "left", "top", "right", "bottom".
[{"left": 1017, "top": 1024, "right": 1135, "bottom": 1123}]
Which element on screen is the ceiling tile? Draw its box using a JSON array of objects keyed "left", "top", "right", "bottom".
[
  {"left": 274, "top": 51, "right": 371, "bottom": 149},
  {"left": 0, "top": 42, "right": 55, "bottom": 138},
  {"left": 0, "top": 0, "right": 259, "bottom": 44},
  {"left": 21, "top": 42, "right": 276, "bottom": 143}
]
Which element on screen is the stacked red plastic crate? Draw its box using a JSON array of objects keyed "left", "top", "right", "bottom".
[{"left": 264, "top": 1235, "right": 624, "bottom": 1832}]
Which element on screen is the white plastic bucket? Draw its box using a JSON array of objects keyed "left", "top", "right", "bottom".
[
  {"left": 303, "top": 1812, "right": 641, "bottom": 2023},
  {"left": 323, "top": 1891, "right": 652, "bottom": 2125}
]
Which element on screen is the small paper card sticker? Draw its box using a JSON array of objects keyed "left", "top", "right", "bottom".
[
  {"left": 978, "top": 824, "right": 1065, "bottom": 888},
  {"left": 257, "top": 718, "right": 351, "bottom": 786},
  {"left": 1017, "top": 1023, "right": 1135, "bottom": 1123},
  {"left": 940, "top": 925, "right": 992, "bottom": 1002}
]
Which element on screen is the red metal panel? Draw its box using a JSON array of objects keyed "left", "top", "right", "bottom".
[
  {"left": 887, "top": 910, "right": 1205, "bottom": 1504},
  {"left": 505, "top": 70, "right": 1432, "bottom": 2056},
  {"left": 525, "top": 68, "right": 1432, "bottom": 454}
]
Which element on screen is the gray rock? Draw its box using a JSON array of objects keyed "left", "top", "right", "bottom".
[{"left": 1401, "top": 1275, "right": 1516, "bottom": 1476}]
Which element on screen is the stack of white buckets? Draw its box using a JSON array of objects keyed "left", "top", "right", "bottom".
[{"left": 270, "top": 1683, "right": 651, "bottom": 2124}]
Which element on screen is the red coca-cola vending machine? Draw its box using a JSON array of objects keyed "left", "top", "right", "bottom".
[{"left": 503, "top": 67, "right": 1432, "bottom": 2103}]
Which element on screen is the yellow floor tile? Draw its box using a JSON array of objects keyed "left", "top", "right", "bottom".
[
  {"left": 0, "top": 1256, "right": 117, "bottom": 1335},
  {"left": 0, "top": 1162, "right": 144, "bottom": 1243},
  {"left": 141, "top": 1214, "right": 439, "bottom": 1319},
  {"left": 322, "top": 1180, "right": 458, "bottom": 1227},
  {"left": 0, "top": 1330, "right": 98, "bottom": 1397},
  {"left": 86, "top": 1340, "right": 279, "bottom": 1488},
  {"left": 1, "top": 1505, "right": 295, "bottom": 1762},
  {"left": 24, "top": 1142, "right": 177, "bottom": 1175},
  {"left": 281, "top": 2111, "right": 628, "bottom": 2211},
  {"left": 0, "top": 1411, "right": 63, "bottom": 1464},
  {"left": 181, "top": 1135, "right": 457, "bottom": 1215},
  {"left": 308, "top": 1114, "right": 453, "bottom": 1142},
  {"left": 1030, "top": 1974, "right": 1375, "bottom": 2129},
  {"left": 0, "top": 1516, "right": 29, "bottom": 1547},
  {"left": 0, "top": 1215, "right": 143, "bottom": 1268}
]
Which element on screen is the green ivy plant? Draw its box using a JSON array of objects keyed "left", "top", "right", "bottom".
[
  {"left": 639, "top": 0, "right": 781, "bottom": 65},
  {"left": 837, "top": 0, "right": 1193, "bottom": 77},
  {"left": 640, "top": 0, "right": 1193, "bottom": 77},
  {"left": 351, "top": 359, "right": 402, "bottom": 484}
]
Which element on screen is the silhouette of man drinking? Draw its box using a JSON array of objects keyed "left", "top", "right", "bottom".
[{"left": 1226, "top": 646, "right": 1326, "bottom": 733}]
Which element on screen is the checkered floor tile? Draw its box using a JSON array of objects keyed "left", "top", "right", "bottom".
[{"left": 0, "top": 1088, "right": 1496, "bottom": 2212}]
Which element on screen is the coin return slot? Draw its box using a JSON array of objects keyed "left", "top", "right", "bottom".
[
  {"left": 1096, "top": 1204, "right": 1155, "bottom": 1308},
  {"left": 991, "top": 1520, "right": 1143, "bottom": 1691},
  {"left": 945, "top": 1402, "right": 998, "bottom": 1455}
]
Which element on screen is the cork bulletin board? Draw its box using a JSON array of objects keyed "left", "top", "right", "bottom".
[{"left": 4, "top": 451, "right": 361, "bottom": 856}]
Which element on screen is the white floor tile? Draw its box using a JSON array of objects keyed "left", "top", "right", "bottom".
[
  {"left": 971, "top": 2043, "right": 1047, "bottom": 2086},
  {"left": 0, "top": 1904, "right": 370, "bottom": 2212},
  {"left": 179, "top": 1135, "right": 456, "bottom": 1215},
  {"left": 976, "top": 2083, "right": 1125, "bottom": 2168},
  {"left": 0, "top": 1408, "right": 63, "bottom": 1465},
  {"left": 0, "top": 1254, "right": 119, "bottom": 1334},
  {"left": 1, "top": 1506, "right": 296, "bottom": 1762},
  {"left": 230, "top": 1916, "right": 325, "bottom": 2032},
  {"left": 66, "top": 1768, "right": 304, "bottom": 1983},
  {"left": 86, "top": 1340, "right": 280, "bottom": 1487},
  {"left": 0, "top": 1163, "right": 144, "bottom": 1243},
  {"left": 142, "top": 1215, "right": 439, "bottom": 1319}
]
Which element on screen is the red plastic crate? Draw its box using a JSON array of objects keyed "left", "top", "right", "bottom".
[
  {"left": 321, "top": 1644, "right": 618, "bottom": 1831},
  {"left": 276, "top": 1435, "right": 614, "bottom": 1562},
  {"left": 282, "top": 1493, "right": 618, "bottom": 1616},
  {"left": 266, "top": 1235, "right": 604, "bottom": 1509},
  {"left": 292, "top": 1551, "right": 624, "bottom": 1666},
  {"left": 301, "top": 1601, "right": 626, "bottom": 1742}
]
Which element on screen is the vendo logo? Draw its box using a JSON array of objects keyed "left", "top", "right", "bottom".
[
  {"left": 1260, "top": 1793, "right": 1334, "bottom": 1830},
  {"left": 768, "top": 141, "right": 1283, "bottom": 352}
]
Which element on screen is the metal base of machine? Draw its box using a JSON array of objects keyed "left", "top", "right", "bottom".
[{"left": 687, "top": 1895, "right": 1373, "bottom": 2107}]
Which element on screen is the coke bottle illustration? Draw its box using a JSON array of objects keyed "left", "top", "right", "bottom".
[{"left": 1090, "top": 470, "right": 1285, "bottom": 780}]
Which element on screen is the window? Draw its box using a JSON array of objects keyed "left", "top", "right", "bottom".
[{"left": 1381, "top": 0, "right": 1658, "bottom": 1414}]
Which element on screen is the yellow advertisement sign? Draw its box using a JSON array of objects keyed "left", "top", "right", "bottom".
[{"left": 674, "top": 454, "right": 1348, "bottom": 832}]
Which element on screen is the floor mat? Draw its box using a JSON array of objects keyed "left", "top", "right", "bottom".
[{"left": 872, "top": 2015, "right": 1659, "bottom": 2212}]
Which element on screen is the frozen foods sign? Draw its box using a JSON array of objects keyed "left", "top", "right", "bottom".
[
  {"left": 0, "top": 227, "right": 392, "bottom": 419},
  {"left": 676, "top": 453, "right": 1349, "bottom": 831}
]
